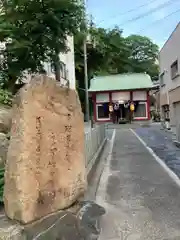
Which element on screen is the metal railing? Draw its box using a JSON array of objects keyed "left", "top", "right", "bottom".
[{"left": 84, "top": 124, "right": 106, "bottom": 167}]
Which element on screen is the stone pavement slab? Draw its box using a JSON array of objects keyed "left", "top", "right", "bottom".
[
  {"left": 0, "top": 201, "right": 105, "bottom": 240},
  {"left": 96, "top": 129, "right": 180, "bottom": 240}
]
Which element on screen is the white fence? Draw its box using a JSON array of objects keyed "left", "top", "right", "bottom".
[{"left": 84, "top": 124, "right": 106, "bottom": 167}]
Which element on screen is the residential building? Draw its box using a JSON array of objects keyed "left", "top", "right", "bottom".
[
  {"left": 88, "top": 73, "right": 153, "bottom": 123},
  {"left": 21, "top": 36, "right": 76, "bottom": 89},
  {"left": 1, "top": 36, "right": 76, "bottom": 90},
  {"left": 159, "top": 22, "right": 180, "bottom": 137},
  {"left": 43, "top": 36, "right": 76, "bottom": 89},
  {"left": 150, "top": 80, "right": 160, "bottom": 113}
]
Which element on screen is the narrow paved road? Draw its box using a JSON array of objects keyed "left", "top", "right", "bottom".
[
  {"left": 96, "top": 128, "right": 180, "bottom": 240},
  {"left": 135, "top": 126, "right": 180, "bottom": 178}
]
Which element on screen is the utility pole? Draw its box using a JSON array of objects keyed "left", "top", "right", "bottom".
[{"left": 83, "top": 0, "right": 90, "bottom": 122}]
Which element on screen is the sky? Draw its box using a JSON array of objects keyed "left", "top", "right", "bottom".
[{"left": 86, "top": 0, "right": 180, "bottom": 49}]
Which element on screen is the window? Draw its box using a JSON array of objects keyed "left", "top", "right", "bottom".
[
  {"left": 96, "top": 103, "right": 110, "bottom": 120},
  {"left": 50, "top": 63, "right": 55, "bottom": 74},
  {"left": 134, "top": 102, "right": 147, "bottom": 119},
  {"left": 159, "top": 72, "right": 165, "bottom": 86},
  {"left": 60, "top": 61, "right": 66, "bottom": 79},
  {"left": 171, "top": 60, "right": 178, "bottom": 79},
  {"left": 162, "top": 104, "right": 170, "bottom": 120},
  {"left": 65, "top": 69, "right": 68, "bottom": 80},
  {"left": 50, "top": 61, "right": 67, "bottom": 80}
]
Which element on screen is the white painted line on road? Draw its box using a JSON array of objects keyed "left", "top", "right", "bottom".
[
  {"left": 130, "top": 128, "right": 180, "bottom": 188},
  {"left": 111, "top": 128, "right": 116, "bottom": 142}
]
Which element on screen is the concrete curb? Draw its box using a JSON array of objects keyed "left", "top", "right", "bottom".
[{"left": 87, "top": 138, "right": 107, "bottom": 184}]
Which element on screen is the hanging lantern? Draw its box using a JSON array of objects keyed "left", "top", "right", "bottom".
[{"left": 130, "top": 102, "right": 135, "bottom": 111}]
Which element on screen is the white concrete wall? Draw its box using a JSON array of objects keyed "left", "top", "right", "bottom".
[
  {"left": 159, "top": 23, "right": 180, "bottom": 92},
  {"left": 44, "top": 36, "right": 76, "bottom": 89},
  {"left": 159, "top": 23, "right": 180, "bottom": 97},
  {"left": 60, "top": 36, "right": 76, "bottom": 89}
]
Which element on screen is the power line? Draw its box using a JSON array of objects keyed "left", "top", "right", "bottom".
[
  {"left": 70, "top": 0, "right": 179, "bottom": 49},
  {"left": 73, "top": 3, "right": 180, "bottom": 57},
  {"left": 73, "top": 2, "right": 180, "bottom": 76},
  {"left": 95, "top": 0, "right": 179, "bottom": 28},
  {"left": 97, "top": 0, "right": 158, "bottom": 25},
  {"left": 118, "top": 0, "right": 180, "bottom": 27},
  {"left": 136, "top": 8, "right": 180, "bottom": 34}
]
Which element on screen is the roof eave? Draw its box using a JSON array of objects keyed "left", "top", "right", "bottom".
[{"left": 88, "top": 87, "right": 153, "bottom": 92}]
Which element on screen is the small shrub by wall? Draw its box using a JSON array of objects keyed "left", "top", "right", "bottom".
[
  {"left": 0, "top": 89, "right": 12, "bottom": 203},
  {"left": 0, "top": 168, "right": 4, "bottom": 204},
  {"left": 0, "top": 89, "right": 13, "bottom": 106}
]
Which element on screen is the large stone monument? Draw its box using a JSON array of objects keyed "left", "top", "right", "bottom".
[{"left": 3, "top": 75, "right": 87, "bottom": 224}]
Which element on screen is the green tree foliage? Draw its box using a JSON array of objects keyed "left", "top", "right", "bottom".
[
  {"left": 74, "top": 24, "right": 110, "bottom": 108},
  {"left": 75, "top": 27, "right": 159, "bottom": 83},
  {"left": 125, "top": 34, "right": 159, "bottom": 80},
  {"left": 0, "top": 0, "right": 83, "bottom": 92},
  {"left": 75, "top": 24, "right": 159, "bottom": 111},
  {"left": 0, "top": 88, "right": 12, "bottom": 106}
]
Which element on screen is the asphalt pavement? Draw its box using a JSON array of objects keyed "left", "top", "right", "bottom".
[
  {"left": 96, "top": 128, "right": 180, "bottom": 240},
  {"left": 135, "top": 125, "right": 180, "bottom": 178}
]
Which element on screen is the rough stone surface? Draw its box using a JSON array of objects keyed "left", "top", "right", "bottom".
[
  {"left": 0, "top": 201, "right": 105, "bottom": 240},
  {"left": 0, "top": 216, "right": 25, "bottom": 240},
  {"left": 4, "top": 75, "right": 86, "bottom": 224},
  {"left": 0, "top": 133, "right": 9, "bottom": 167},
  {"left": 77, "top": 201, "right": 106, "bottom": 240},
  {"left": 0, "top": 105, "right": 12, "bottom": 134}
]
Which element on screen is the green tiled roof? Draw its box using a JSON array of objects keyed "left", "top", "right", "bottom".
[{"left": 88, "top": 73, "right": 153, "bottom": 92}]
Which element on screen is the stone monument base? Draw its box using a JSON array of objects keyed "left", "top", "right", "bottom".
[{"left": 0, "top": 201, "right": 105, "bottom": 240}]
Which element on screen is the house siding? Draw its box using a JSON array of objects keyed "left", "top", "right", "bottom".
[{"left": 159, "top": 23, "right": 180, "bottom": 132}]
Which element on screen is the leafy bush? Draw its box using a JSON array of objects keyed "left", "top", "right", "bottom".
[
  {"left": 0, "top": 168, "right": 5, "bottom": 204},
  {"left": 0, "top": 89, "right": 13, "bottom": 106}
]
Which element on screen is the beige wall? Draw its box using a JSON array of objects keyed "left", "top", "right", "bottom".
[
  {"left": 155, "top": 91, "right": 160, "bottom": 111},
  {"left": 159, "top": 23, "right": 180, "bottom": 92},
  {"left": 150, "top": 89, "right": 160, "bottom": 112},
  {"left": 169, "top": 86, "right": 180, "bottom": 128},
  {"left": 160, "top": 92, "right": 168, "bottom": 106},
  {"left": 159, "top": 22, "right": 180, "bottom": 127},
  {"left": 169, "top": 86, "right": 180, "bottom": 104}
]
